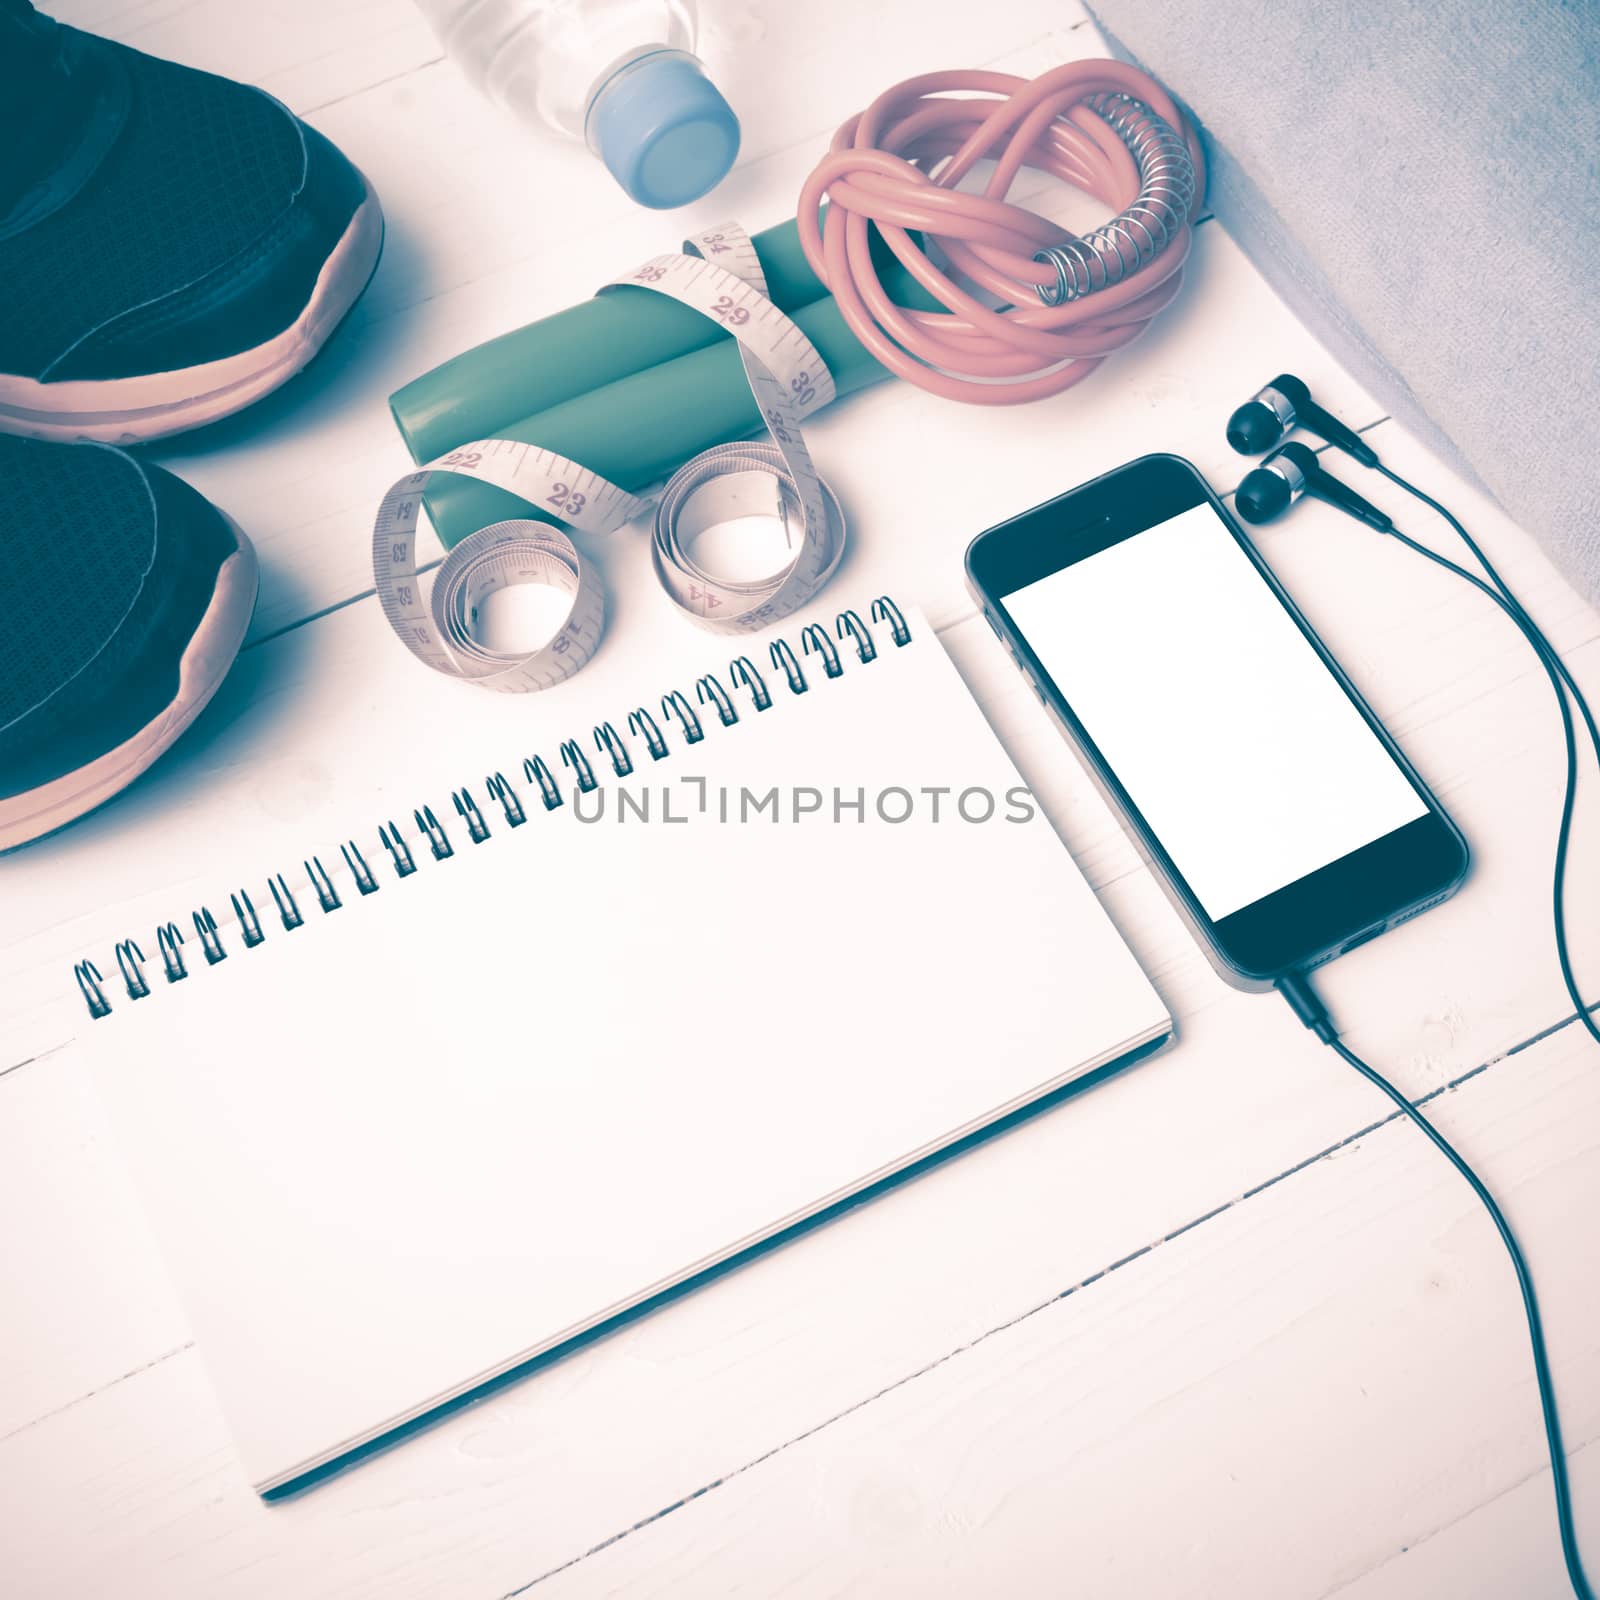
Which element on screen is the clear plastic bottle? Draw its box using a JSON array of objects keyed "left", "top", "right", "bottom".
[{"left": 414, "top": 0, "right": 740, "bottom": 209}]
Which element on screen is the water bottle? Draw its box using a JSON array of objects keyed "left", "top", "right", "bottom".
[{"left": 414, "top": 0, "right": 740, "bottom": 209}]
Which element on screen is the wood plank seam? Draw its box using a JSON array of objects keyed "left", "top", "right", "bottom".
[
  {"left": 240, "top": 563, "right": 440, "bottom": 652},
  {"left": 0, "top": 1043, "right": 69, "bottom": 1082},
  {"left": 1506, "top": 1003, "right": 1600, "bottom": 1056},
  {"left": 6, "top": 1008, "right": 1583, "bottom": 1492},
  {"left": 299, "top": 56, "right": 446, "bottom": 117},
  {"left": 482, "top": 1023, "right": 1589, "bottom": 1596},
  {"left": 1316, "top": 1440, "right": 1600, "bottom": 1600},
  {"left": 0, "top": 1341, "right": 194, "bottom": 1449}
]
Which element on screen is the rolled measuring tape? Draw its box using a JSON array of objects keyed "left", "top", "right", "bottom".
[{"left": 372, "top": 224, "right": 846, "bottom": 692}]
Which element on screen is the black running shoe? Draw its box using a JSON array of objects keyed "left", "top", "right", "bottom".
[
  {"left": 0, "top": 0, "right": 383, "bottom": 443},
  {"left": 0, "top": 435, "right": 258, "bottom": 849}
]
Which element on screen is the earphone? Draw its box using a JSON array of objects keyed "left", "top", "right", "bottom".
[
  {"left": 1227, "top": 375, "right": 1598, "bottom": 1055},
  {"left": 1227, "top": 373, "right": 1378, "bottom": 467},
  {"left": 1233, "top": 440, "right": 1392, "bottom": 531},
  {"left": 1226, "top": 376, "right": 1598, "bottom": 1600}
]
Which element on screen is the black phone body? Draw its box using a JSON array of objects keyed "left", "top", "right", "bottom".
[{"left": 966, "top": 453, "right": 1469, "bottom": 990}]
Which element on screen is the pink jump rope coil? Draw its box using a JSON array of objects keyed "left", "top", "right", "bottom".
[{"left": 798, "top": 61, "right": 1206, "bottom": 404}]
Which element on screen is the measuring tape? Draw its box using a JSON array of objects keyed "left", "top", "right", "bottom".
[{"left": 372, "top": 224, "right": 846, "bottom": 691}]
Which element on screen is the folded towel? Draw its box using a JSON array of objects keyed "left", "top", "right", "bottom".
[{"left": 1089, "top": 0, "right": 1600, "bottom": 604}]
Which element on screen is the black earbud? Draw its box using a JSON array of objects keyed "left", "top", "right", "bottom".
[
  {"left": 1227, "top": 373, "right": 1379, "bottom": 468},
  {"left": 1234, "top": 442, "right": 1393, "bottom": 532}
]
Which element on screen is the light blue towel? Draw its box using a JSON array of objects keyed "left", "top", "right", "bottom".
[{"left": 1089, "top": 0, "right": 1600, "bottom": 604}]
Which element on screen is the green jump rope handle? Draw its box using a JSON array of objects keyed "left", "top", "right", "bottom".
[
  {"left": 390, "top": 219, "right": 833, "bottom": 466},
  {"left": 389, "top": 221, "right": 940, "bottom": 548},
  {"left": 412, "top": 294, "right": 910, "bottom": 544}
]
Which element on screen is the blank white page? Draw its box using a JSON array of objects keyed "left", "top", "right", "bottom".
[{"left": 88, "top": 604, "right": 1169, "bottom": 1492}]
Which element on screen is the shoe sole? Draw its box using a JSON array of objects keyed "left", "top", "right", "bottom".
[
  {"left": 0, "top": 514, "right": 259, "bottom": 852},
  {"left": 0, "top": 186, "right": 383, "bottom": 444}
]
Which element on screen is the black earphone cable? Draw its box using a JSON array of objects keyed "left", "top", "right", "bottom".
[
  {"left": 1376, "top": 466, "right": 1598, "bottom": 705},
  {"left": 1340, "top": 496, "right": 1596, "bottom": 1591},
  {"left": 1233, "top": 391, "right": 1596, "bottom": 1590},
  {"left": 1384, "top": 523, "right": 1597, "bottom": 1049},
  {"left": 1374, "top": 468, "right": 1600, "bottom": 1049},
  {"left": 1277, "top": 971, "right": 1595, "bottom": 1600}
]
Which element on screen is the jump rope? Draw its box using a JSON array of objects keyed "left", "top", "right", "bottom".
[
  {"left": 798, "top": 63, "right": 1203, "bottom": 402},
  {"left": 367, "top": 61, "right": 1596, "bottom": 1586}
]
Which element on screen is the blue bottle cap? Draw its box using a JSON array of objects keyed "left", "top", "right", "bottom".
[{"left": 586, "top": 50, "right": 740, "bottom": 210}]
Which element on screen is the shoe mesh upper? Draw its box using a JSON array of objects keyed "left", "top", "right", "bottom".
[
  {"left": 0, "top": 434, "right": 155, "bottom": 731},
  {"left": 0, "top": 2, "right": 85, "bottom": 213},
  {"left": 0, "top": 28, "right": 307, "bottom": 378}
]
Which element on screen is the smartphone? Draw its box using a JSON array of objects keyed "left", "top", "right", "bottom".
[{"left": 965, "top": 453, "right": 1469, "bottom": 990}]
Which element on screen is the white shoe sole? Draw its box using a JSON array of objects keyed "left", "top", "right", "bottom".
[
  {"left": 0, "top": 188, "right": 382, "bottom": 444},
  {"left": 0, "top": 514, "right": 259, "bottom": 852}
]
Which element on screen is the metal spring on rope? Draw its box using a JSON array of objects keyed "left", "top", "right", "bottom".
[{"left": 1033, "top": 93, "right": 1198, "bottom": 306}]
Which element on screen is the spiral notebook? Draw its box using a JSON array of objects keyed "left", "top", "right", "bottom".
[{"left": 79, "top": 597, "right": 1171, "bottom": 1496}]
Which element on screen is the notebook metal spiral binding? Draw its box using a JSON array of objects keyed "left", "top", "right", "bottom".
[
  {"left": 193, "top": 907, "right": 226, "bottom": 964},
  {"left": 770, "top": 637, "right": 806, "bottom": 695},
  {"left": 661, "top": 688, "right": 704, "bottom": 745},
  {"left": 71, "top": 599, "right": 913, "bottom": 1019},
  {"left": 730, "top": 656, "right": 772, "bottom": 711},
  {"left": 696, "top": 675, "right": 738, "bottom": 728},
  {"left": 306, "top": 858, "right": 343, "bottom": 911},
  {"left": 590, "top": 723, "right": 628, "bottom": 778},
  {"left": 523, "top": 756, "right": 563, "bottom": 810},
  {"left": 342, "top": 840, "right": 382, "bottom": 891},
  {"left": 484, "top": 773, "right": 525, "bottom": 827},
  {"left": 629, "top": 708, "right": 668, "bottom": 760},
  {"left": 452, "top": 789, "right": 492, "bottom": 844},
  {"left": 116, "top": 939, "right": 150, "bottom": 999},
  {"left": 157, "top": 923, "right": 187, "bottom": 983}
]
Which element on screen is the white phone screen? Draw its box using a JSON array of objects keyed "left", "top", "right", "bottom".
[{"left": 1004, "top": 502, "right": 1428, "bottom": 920}]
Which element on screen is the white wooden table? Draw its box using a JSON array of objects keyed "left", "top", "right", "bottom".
[{"left": 3, "top": 2, "right": 1597, "bottom": 1595}]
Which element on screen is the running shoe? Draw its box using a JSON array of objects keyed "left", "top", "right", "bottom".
[
  {"left": 0, "top": 0, "right": 383, "bottom": 442},
  {"left": 0, "top": 434, "right": 258, "bottom": 849}
]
